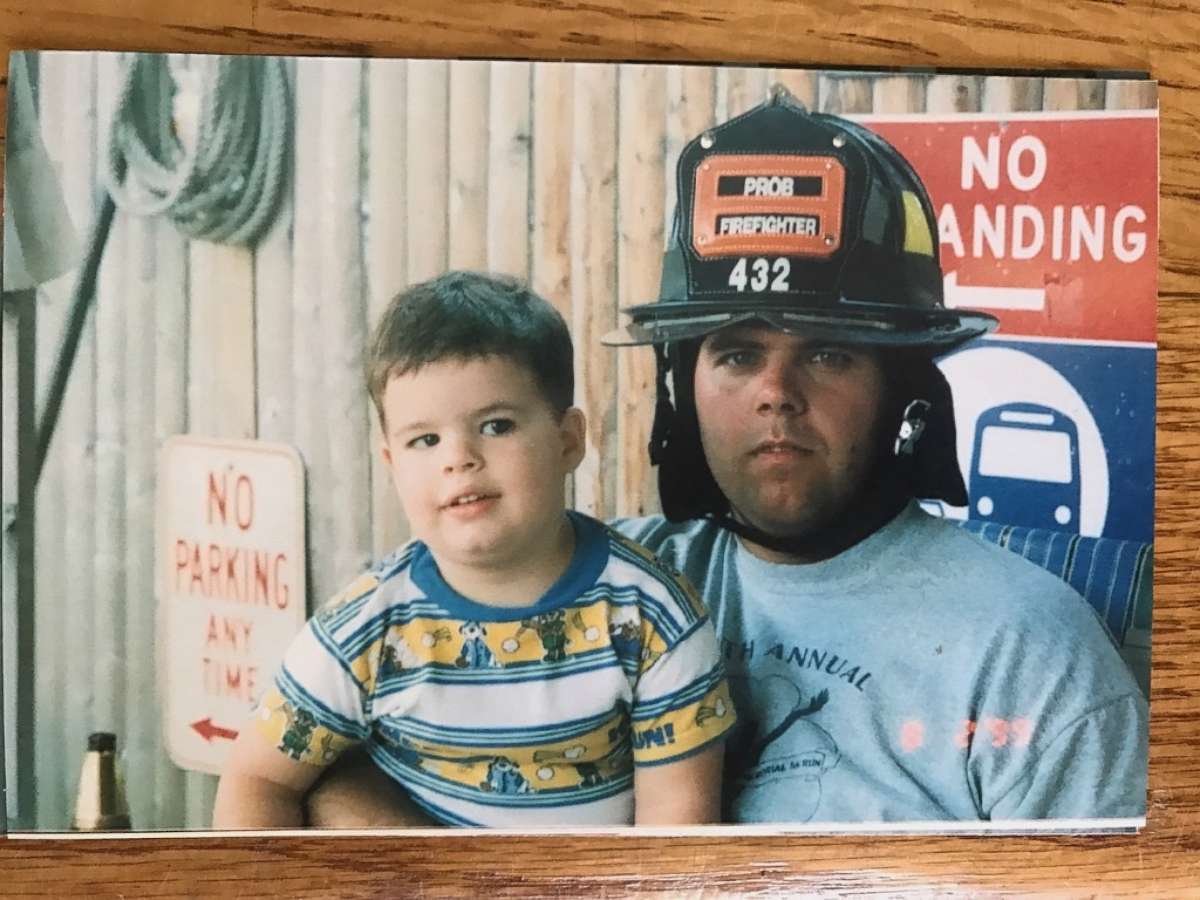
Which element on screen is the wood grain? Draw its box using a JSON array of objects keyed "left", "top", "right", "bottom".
[{"left": 2, "top": 1, "right": 1199, "bottom": 895}]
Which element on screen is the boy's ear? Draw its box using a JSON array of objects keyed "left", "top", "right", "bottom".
[
  {"left": 379, "top": 439, "right": 395, "bottom": 472},
  {"left": 559, "top": 406, "right": 587, "bottom": 472}
]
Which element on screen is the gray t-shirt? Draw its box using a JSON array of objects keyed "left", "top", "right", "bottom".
[{"left": 615, "top": 502, "right": 1148, "bottom": 823}]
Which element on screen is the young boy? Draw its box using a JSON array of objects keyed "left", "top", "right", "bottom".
[{"left": 213, "top": 271, "right": 735, "bottom": 828}]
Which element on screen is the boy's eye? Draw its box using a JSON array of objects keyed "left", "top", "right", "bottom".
[
  {"left": 407, "top": 433, "right": 439, "bottom": 449},
  {"left": 481, "top": 418, "right": 515, "bottom": 437}
]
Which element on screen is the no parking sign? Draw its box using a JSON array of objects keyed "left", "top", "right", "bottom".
[{"left": 158, "top": 436, "right": 307, "bottom": 774}]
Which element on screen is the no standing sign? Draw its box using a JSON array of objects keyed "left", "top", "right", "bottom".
[{"left": 159, "top": 436, "right": 307, "bottom": 774}]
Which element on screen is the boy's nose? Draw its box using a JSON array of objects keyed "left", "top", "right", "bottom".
[{"left": 443, "top": 438, "right": 484, "bottom": 474}]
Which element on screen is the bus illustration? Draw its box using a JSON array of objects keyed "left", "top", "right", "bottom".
[{"left": 968, "top": 402, "right": 1082, "bottom": 532}]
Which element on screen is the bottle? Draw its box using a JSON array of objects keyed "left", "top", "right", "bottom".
[{"left": 71, "top": 732, "right": 132, "bottom": 831}]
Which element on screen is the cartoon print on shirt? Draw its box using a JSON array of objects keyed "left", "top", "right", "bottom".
[
  {"left": 456, "top": 621, "right": 499, "bottom": 669},
  {"left": 515, "top": 610, "right": 570, "bottom": 662},
  {"left": 481, "top": 756, "right": 532, "bottom": 794},
  {"left": 608, "top": 605, "right": 642, "bottom": 663},
  {"left": 278, "top": 701, "right": 319, "bottom": 761},
  {"left": 725, "top": 675, "right": 841, "bottom": 822}
]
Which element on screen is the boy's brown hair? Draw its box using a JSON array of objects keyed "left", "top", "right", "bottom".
[{"left": 367, "top": 271, "right": 574, "bottom": 430}]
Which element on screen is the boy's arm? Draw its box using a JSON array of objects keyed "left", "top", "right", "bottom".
[
  {"left": 634, "top": 742, "right": 724, "bottom": 825},
  {"left": 212, "top": 722, "right": 326, "bottom": 829}
]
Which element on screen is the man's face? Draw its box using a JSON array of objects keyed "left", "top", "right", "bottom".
[{"left": 692, "top": 324, "right": 888, "bottom": 557}]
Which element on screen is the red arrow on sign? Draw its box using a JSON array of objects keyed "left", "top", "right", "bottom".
[{"left": 191, "top": 718, "right": 239, "bottom": 742}]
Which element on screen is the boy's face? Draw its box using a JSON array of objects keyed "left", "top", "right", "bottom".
[{"left": 380, "top": 355, "right": 586, "bottom": 574}]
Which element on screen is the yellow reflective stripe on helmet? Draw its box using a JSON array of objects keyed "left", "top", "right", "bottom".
[{"left": 902, "top": 190, "right": 934, "bottom": 257}]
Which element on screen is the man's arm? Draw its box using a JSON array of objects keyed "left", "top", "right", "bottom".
[
  {"left": 633, "top": 742, "right": 724, "bottom": 825},
  {"left": 987, "top": 693, "right": 1148, "bottom": 820},
  {"left": 304, "top": 746, "right": 438, "bottom": 828}
]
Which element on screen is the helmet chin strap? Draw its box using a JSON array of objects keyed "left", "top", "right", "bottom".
[{"left": 708, "top": 467, "right": 911, "bottom": 562}]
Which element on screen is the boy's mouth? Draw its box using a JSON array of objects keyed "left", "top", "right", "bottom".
[{"left": 441, "top": 491, "right": 500, "bottom": 510}]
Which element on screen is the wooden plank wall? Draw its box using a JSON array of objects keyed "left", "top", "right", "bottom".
[{"left": 6, "top": 52, "right": 1154, "bottom": 831}]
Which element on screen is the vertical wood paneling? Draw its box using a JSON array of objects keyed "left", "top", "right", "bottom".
[
  {"left": 616, "top": 64, "right": 664, "bottom": 518},
  {"left": 926, "top": 75, "right": 982, "bottom": 113},
  {"left": 487, "top": 61, "right": 532, "bottom": 278},
  {"left": 448, "top": 60, "right": 489, "bottom": 270},
  {"left": 56, "top": 50, "right": 101, "bottom": 830},
  {"left": 291, "top": 59, "right": 331, "bottom": 612},
  {"left": 531, "top": 63, "right": 573, "bottom": 321},
  {"left": 820, "top": 74, "right": 873, "bottom": 114},
  {"left": 366, "top": 58, "right": 410, "bottom": 558},
  {"left": 981, "top": 77, "right": 1043, "bottom": 112},
  {"left": 873, "top": 75, "right": 926, "bottom": 113},
  {"left": 1106, "top": 80, "right": 1158, "bottom": 110},
  {"left": 666, "top": 66, "right": 715, "bottom": 246},
  {"left": 319, "top": 58, "right": 372, "bottom": 591},
  {"left": 406, "top": 60, "right": 449, "bottom": 282},
  {"left": 255, "top": 62, "right": 296, "bottom": 447},
  {"left": 122, "top": 211, "right": 158, "bottom": 832},
  {"left": 152, "top": 219, "right": 189, "bottom": 828},
  {"left": 570, "top": 64, "right": 618, "bottom": 520},
  {"left": 91, "top": 52, "right": 128, "bottom": 794},
  {"left": 1043, "top": 77, "right": 1106, "bottom": 111},
  {"left": 722, "top": 66, "right": 768, "bottom": 119},
  {"left": 32, "top": 49, "right": 73, "bottom": 829}
]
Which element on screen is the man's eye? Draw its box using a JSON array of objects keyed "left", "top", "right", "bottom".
[
  {"left": 481, "top": 418, "right": 515, "bottom": 437},
  {"left": 810, "top": 349, "right": 853, "bottom": 371},
  {"left": 407, "top": 433, "right": 439, "bottom": 449},
  {"left": 716, "top": 350, "right": 756, "bottom": 368}
]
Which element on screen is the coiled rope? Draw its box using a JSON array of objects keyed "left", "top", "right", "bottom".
[{"left": 104, "top": 54, "right": 291, "bottom": 246}]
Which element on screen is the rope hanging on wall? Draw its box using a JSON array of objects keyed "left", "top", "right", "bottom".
[{"left": 104, "top": 53, "right": 291, "bottom": 247}]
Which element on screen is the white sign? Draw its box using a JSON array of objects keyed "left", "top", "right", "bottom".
[{"left": 159, "top": 436, "right": 306, "bottom": 774}]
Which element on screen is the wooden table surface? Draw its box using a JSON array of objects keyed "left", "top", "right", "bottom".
[{"left": 2, "top": 1, "right": 1198, "bottom": 896}]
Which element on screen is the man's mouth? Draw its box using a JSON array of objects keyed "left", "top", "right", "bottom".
[{"left": 751, "top": 439, "right": 809, "bottom": 457}]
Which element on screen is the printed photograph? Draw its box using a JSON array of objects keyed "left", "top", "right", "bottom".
[{"left": 1, "top": 50, "right": 1156, "bottom": 833}]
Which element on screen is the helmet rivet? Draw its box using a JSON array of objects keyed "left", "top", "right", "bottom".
[
  {"left": 832, "top": 134, "right": 846, "bottom": 148},
  {"left": 824, "top": 234, "right": 835, "bottom": 245},
  {"left": 700, "top": 132, "right": 715, "bottom": 149}
]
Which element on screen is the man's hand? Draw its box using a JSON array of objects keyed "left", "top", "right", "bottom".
[{"left": 305, "top": 746, "right": 438, "bottom": 828}]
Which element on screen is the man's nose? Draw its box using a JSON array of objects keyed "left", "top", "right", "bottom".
[{"left": 754, "top": 357, "right": 807, "bottom": 415}]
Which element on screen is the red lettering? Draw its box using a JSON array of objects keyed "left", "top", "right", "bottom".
[
  {"left": 900, "top": 719, "right": 924, "bottom": 753},
  {"left": 274, "top": 553, "right": 289, "bottom": 610},
  {"left": 190, "top": 543, "right": 206, "bottom": 595},
  {"left": 174, "top": 539, "right": 190, "bottom": 592},
  {"left": 235, "top": 474, "right": 254, "bottom": 531},
  {"left": 254, "top": 551, "right": 270, "bottom": 605},
  {"left": 202, "top": 658, "right": 257, "bottom": 702},
  {"left": 207, "top": 471, "right": 228, "bottom": 525},
  {"left": 207, "top": 544, "right": 222, "bottom": 592},
  {"left": 224, "top": 547, "right": 243, "bottom": 603},
  {"left": 954, "top": 719, "right": 976, "bottom": 749},
  {"left": 206, "top": 614, "right": 219, "bottom": 647}
]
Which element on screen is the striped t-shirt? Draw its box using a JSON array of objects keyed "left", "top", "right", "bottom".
[{"left": 255, "top": 511, "right": 736, "bottom": 826}]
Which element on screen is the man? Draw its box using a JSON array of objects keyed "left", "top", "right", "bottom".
[{"left": 308, "top": 89, "right": 1147, "bottom": 826}]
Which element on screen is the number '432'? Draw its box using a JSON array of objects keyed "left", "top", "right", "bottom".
[{"left": 728, "top": 257, "right": 791, "bottom": 292}]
